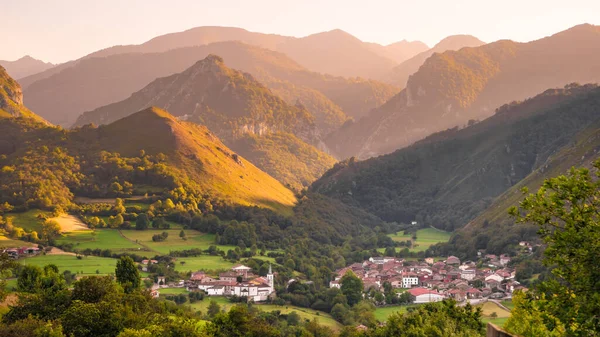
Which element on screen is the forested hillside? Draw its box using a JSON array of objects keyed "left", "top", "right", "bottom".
[
  {"left": 328, "top": 24, "right": 600, "bottom": 159},
  {"left": 73, "top": 55, "right": 336, "bottom": 189},
  {"left": 0, "top": 105, "right": 298, "bottom": 213},
  {"left": 313, "top": 84, "right": 600, "bottom": 233}
]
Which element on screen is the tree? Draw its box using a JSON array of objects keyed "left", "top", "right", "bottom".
[
  {"left": 0, "top": 253, "right": 17, "bottom": 299},
  {"left": 151, "top": 217, "right": 165, "bottom": 229},
  {"left": 17, "top": 265, "right": 43, "bottom": 293},
  {"left": 207, "top": 300, "right": 221, "bottom": 318},
  {"left": 372, "top": 300, "right": 483, "bottom": 336},
  {"left": 135, "top": 213, "right": 149, "bottom": 230},
  {"left": 507, "top": 161, "right": 600, "bottom": 336},
  {"left": 340, "top": 270, "right": 363, "bottom": 306},
  {"left": 72, "top": 276, "right": 118, "bottom": 303},
  {"left": 42, "top": 219, "right": 61, "bottom": 241},
  {"left": 113, "top": 198, "right": 126, "bottom": 214},
  {"left": 115, "top": 256, "right": 140, "bottom": 293},
  {"left": 179, "top": 230, "right": 186, "bottom": 240}
]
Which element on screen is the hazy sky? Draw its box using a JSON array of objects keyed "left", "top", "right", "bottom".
[{"left": 2, "top": 0, "right": 599, "bottom": 63}]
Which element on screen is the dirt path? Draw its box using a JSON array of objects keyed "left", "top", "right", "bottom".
[
  {"left": 46, "top": 247, "right": 77, "bottom": 256},
  {"left": 49, "top": 214, "right": 89, "bottom": 232}
]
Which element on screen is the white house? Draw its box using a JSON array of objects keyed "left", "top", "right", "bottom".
[
  {"left": 461, "top": 269, "right": 476, "bottom": 281},
  {"left": 368, "top": 257, "right": 394, "bottom": 264},
  {"left": 207, "top": 286, "right": 225, "bottom": 296},
  {"left": 485, "top": 274, "right": 504, "bottom": 283},
  {"left": 407, "top": 288, "right": 445, "bottom": 303},
  {"left": 402, "top": 273, "right": 419, "bottom": 288}
]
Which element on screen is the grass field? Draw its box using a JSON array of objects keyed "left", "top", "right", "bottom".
[
  {"left": 387, "top": 228, "right": 452, "bottom": 252},
  {"left": 0, "top": 234, "right": 35, "bottom": 249},
  {"left": 257, "top": 304, "right": 342, "bottom": 330},
  {"left": 120, "top": 230, "right": 237, "bottom": 255},
  {"left": 22, "top": 254, "right": 117, "bottom": 275},
  {"left": 373, "top": 304, "right": 419, "bottom": 322},
  {"left": 188, "top": 298, "right": 341, "bottom": 330},
  {"left": 6, "top": 209, "right": 52, "bottom": 232},
  {"left": 173, "top": 256, "right": 236, "bottom": 272},
  {"left": 501, "top": 299, "right": 514, "bottom": 311},
  {"left": 477, "top": 301, "right": 511, "bottom": 328},
  {"left": 57, "top": 229, "right": 149, "bottom": 253},
  {"left": 159, "top": 287, "right": 189, "bottom": 295}
]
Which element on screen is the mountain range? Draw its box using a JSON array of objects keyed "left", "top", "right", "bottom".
[
  {"left": 73, "top": 55, "right": 336, "bottom": 190},
  {"left": 0, "top": 56, "right": 54, "bottom": 80},
  {"left": 326, "top": 24, "right": 600, "bottom": 159},
  {"left": 22, "top": 41, "right": 399, "bottom": 128}
]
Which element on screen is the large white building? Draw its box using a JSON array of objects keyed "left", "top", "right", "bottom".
[
  {"left": 402, "top": 273, "right": 419, "bottom": 288},
  {"left": 407, "top": 288, "right": 445, "bottom": 303}
]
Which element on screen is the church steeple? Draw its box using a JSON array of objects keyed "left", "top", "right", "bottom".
[{"left": 267, "top": 263, "right": 274, "bottom": 289}]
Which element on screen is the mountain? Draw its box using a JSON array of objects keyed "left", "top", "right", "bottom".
[
  {"left": 19, "top": 26, "right": 405, "bottom": 91},
  {"left": 23, "top": 41, "right": 397, "bottom": 128},
  {"left": 74, "top": 55, "right": 315, "bottom": 138},
  {"left": 312, "top": 84, "right": 600, "bottom": 233},
  {"left": 88, "top": 107, "right": 298, "bottom": 211},
  {"left": 328, "top": 24, "right": 600, "bottom": 159},
  {"left": 0, "top": 66, "right": 46, "bottom": 122},
  {"left": 367, "top": 40, "right": 429, "bottom": 63},
  {"left": 451, "top": 117, "right": 600, "bottom": 257},
  {"left": 230, "top": 132, "right": 337, "bottom": 191},
  {"left": 275, "top": 29, "right": 398, "bottom": 78},
  {"left": 73, "top": 55, "right": 336, "bottom": 189},
  {"left": 0, "top": 104, "right": 297, "bottom": 213},
  {"left": 0, "top": 56, "right": 54, "bottom": 79},
  {"left": 385, "top": 35, "right": 485, "bottom": 86}
]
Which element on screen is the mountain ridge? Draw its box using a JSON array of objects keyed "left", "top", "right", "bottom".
[
  {"left": 0, "top": 55, "right": 54, "bottom": 80},
  {"left": 327, "top": 24, "right": 600, "bottom": 159},
  {"left": 312, "top": 83, "right": 600, "bottom": 233}
]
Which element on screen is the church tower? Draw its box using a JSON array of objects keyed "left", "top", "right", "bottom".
[{"left": 267, "top": 264, "right": 274, "bottom": 291}]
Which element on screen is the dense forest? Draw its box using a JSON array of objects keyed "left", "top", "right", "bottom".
[{"left": 313, "top": 84, "right": 600, "bottom": 240}]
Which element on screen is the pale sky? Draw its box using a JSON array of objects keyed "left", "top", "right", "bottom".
[{"left": 1, "top": 0, "right": 599, "bottom": 64}]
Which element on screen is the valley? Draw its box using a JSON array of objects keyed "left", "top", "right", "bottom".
[{"left": 0, "top": 13, "right": 599, "bottom": 337}]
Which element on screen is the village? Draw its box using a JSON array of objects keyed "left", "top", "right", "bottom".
[
  {"left": 329, "top": 247, "right": 529, "bottom": 304},
  {"left": 148, "top": 262, "right": 276, "bottom": 302}
]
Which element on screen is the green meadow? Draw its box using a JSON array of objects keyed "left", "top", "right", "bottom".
[
  {"left": 6, "top": 209, "right": 52, "bottom": 232},
  {"left": 386, "top": 227, "right": 452, "bottom": 252},
  {"left": 120, "top": 229, "right": 237, "bottom": 255},
  {"left": 22, "top": 254, "right": 117, "bottom": 275},
  {"left": 57, "top": 229, "right": 148, "bottom": 253},
  {"left": 173, "top": 256, "right": 236, "bottom": 272},
  {"left": 188, "top": 297, "right": 341, "bottom": 330},
  {"left": 373, "top": 304, "right": 419, "bottom": 322}
]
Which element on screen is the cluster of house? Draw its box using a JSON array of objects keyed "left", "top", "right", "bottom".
[
  {"left": 184, "top": 264, "right": 275, "bottom": 302},
  {"left": 2, "top": 246, "right": 40, "bottom": 259},
  {"left": 330, "top": 253, "right": 526, "bottom": 303}
]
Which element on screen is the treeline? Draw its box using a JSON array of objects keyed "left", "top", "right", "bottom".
[{"left": 0, "top": 255, "right": 487, "bottom": 336}]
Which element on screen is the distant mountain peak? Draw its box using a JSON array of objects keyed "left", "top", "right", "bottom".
[{"left": 433, "top": 35, "right": 485, "bottom": 50}]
